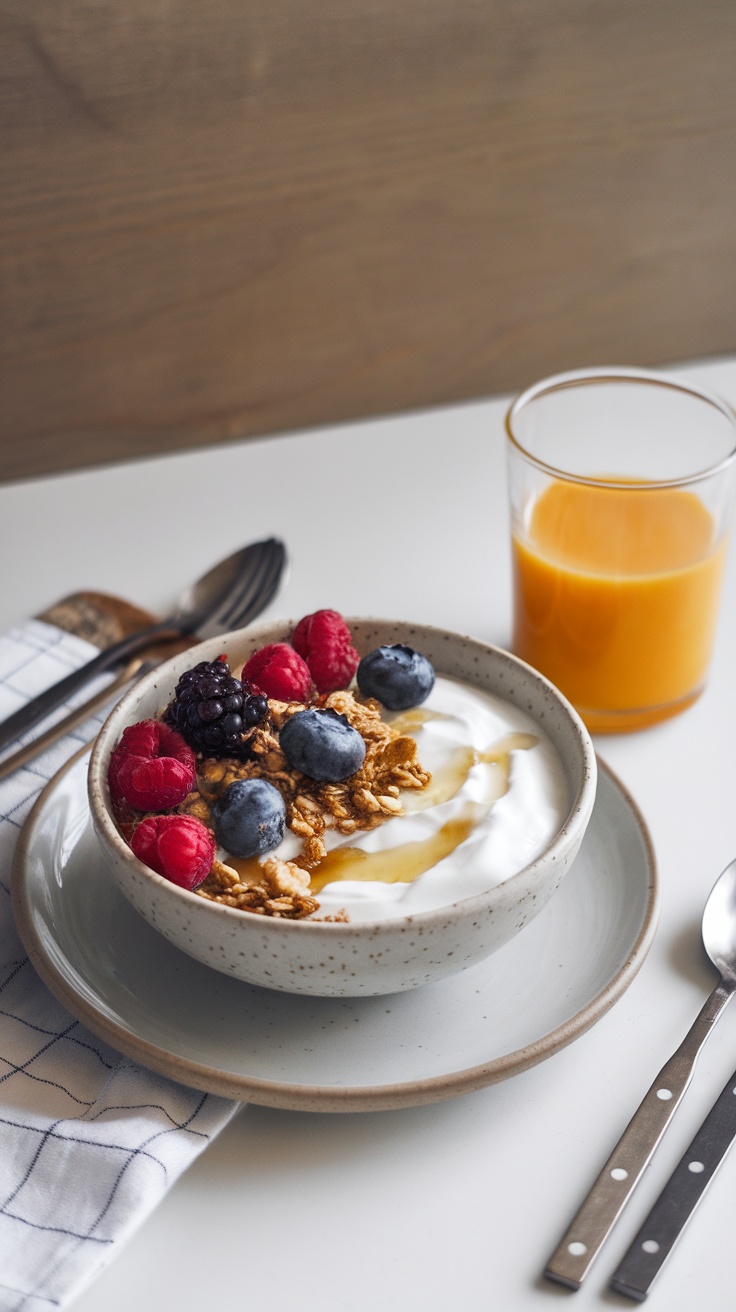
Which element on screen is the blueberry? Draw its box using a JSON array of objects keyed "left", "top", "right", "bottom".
[
  {"left": 211, "top": 778, "right": 286, "bottom": 858},
  {"left": 280, "top": 708, "right": 366, "bottom": 782},
  {"left": 356, "top": 644, "right": 435, "bottom": 711}
]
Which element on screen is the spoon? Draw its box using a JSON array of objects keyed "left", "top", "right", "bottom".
[
  {"left": 544, "top": 856, "right": 736, "bottom": 1290},
  {"left": 0, "top": 536, "right": 287, "bottom": 755}
]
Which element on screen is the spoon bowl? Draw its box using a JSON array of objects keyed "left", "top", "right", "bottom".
[
  {"left": 701, "top": 856, "right": 736, "bottom": 985},
  {"left": 173, "top": 538, "right": 288, "bottom": 639}
]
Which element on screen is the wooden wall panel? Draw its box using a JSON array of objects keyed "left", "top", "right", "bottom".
[{"left": 1, "top": 0, "right": 736, "bottom": 480}]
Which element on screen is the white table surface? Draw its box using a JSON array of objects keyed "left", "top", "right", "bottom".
[{"left": 4, "top": 354, "right": 736, "bottom": 1311}]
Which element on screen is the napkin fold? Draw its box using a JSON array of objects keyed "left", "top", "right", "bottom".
[{"left": 0, "top": 620, "right": 238, "bottom": 1312}]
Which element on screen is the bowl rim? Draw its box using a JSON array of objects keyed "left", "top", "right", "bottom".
[{"left": 88, "top": 616, "right": 598, "bottom": 934}]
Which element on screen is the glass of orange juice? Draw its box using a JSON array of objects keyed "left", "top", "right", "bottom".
[{"left": 506, "top": 368, "right": 736, "bottom": 733}]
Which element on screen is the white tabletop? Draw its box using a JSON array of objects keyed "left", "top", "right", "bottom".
[{"left": 4, "top": 355, "right": 736, "bottom": 1311}]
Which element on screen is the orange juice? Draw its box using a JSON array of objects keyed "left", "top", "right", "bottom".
[{"left": 512, "top": 480, "right": 728, "bottom": 732}]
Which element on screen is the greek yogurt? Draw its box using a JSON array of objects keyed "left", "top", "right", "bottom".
[{"left": 274, "top": 675, "right": 570, "bottom": 923}]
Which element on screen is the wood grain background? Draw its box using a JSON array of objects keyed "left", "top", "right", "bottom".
[{"left": 2, "top": 0, "right": 736, "bottom": 482}]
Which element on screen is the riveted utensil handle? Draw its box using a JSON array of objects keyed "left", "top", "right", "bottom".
[
  {"left": 543, "top": 982, "right": 734, "bottom": 1289},
  {"left": 610, "top": 1066, "right": 736, "bottom": 1301}
]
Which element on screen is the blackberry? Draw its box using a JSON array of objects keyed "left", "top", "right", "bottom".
[{"left": 163, "top": 657, "right": 268, "bottom": 760}]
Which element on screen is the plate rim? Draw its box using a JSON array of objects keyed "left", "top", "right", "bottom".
[{"left": 12, "top": 748, "right": 659, "bottom": 1113}]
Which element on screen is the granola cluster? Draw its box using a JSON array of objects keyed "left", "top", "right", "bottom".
[
  {"left": 196, "top": 856, "right": 320, "bottom": 919},
  {"left": 178, "top": 690, "right": 430, "bottom": 921}
]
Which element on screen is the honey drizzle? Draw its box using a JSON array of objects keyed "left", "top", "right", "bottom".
[
  {"left": 229, "top": 854, "right": 267, "bottom": 883},
  {"left": 403, "top": 731, "right": 538, "bottom": 812},
  {"left": 309, "top": 729, "right": 538, "bottom": 894},
  {"left": 389, "top": 707, "right": 446, "bottom": 734},
  {"left": 308, "top": 808, "right": 483, "bottom": 894}
]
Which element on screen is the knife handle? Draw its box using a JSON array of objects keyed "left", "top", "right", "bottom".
[
  {"left": 610, "top": 1068, "right": 736, "bottom": 1301},
  {"left": 0, "top": 620, "right": 171, "bottom": 753},
  {"left": 543, "top": 982, "right": 733, "bottom": 1289}
]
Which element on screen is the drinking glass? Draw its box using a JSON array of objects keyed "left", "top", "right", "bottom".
[{"left": 506, "top": 368, "right": 736, "bottom": 733}]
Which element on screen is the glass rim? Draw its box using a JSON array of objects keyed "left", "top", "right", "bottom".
[{"left": 505, "top": 366, "right": 736, "bottom": 490}]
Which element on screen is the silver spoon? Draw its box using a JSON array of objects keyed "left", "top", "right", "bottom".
[
  {"left": 0, "top": 536, "right": 288, "bottom": 755},
  {"left": 544, "top": 856, "right": 736, "bottom": 1290}
]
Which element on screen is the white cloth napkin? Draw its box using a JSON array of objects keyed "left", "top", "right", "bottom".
[{"left": 0, "top": 621, "right": 238, "bottom": 1312}]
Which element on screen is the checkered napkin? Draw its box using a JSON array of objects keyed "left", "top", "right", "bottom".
[{"left": 0, "top": 621, "right": 238, "bottom": 1312}]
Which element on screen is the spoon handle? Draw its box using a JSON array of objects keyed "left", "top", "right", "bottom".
[
  {"left": 543, "top": 980, "right": 734, "bottom": 1289},
  {"left": 0, "top": 621, "right": 170, "bottom": 754},
  {"left": 610, "top": 1063, "right": 736, "bottom": 1300}
]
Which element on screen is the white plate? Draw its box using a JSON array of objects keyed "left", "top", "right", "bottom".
[{"left": 12, "top": 750, "right": 658, "bottom": 1113}]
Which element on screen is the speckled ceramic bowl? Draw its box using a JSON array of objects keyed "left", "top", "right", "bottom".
[{"left": 88, "top": 619, "right": 597, "bottom": 997}]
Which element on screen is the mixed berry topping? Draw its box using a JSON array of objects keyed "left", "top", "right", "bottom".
[
  {"left": 280, "top": 707, "right": 366, "bottom": 782},
  {"left": 211, "top": 778, "right": 286, "bottom": 858},
  {"left": 357, "top": 644, "right": 435, "bottom": 711},
  {"left": 163, "top": 656, "right": 267, "bottom": 760},
  {"left": 291, "top": 609, "right": 360, "bottom": 693},
  {"left": 130, "top": 814, "right": 216, "bottom": 890},
  {"left": 108, "top": 611, "right": 436, "bottom": 897}
]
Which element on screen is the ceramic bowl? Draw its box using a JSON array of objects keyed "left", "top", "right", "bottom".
[{"left": 88, "top": 619, "right": 597, "bottom": 998}]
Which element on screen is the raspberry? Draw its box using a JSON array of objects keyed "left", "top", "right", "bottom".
[
  {"left": 130, "top": 814, "right": 215, "bottom": 890},
  {"left": 108, "top": 720, "right": 163, "bottom": 801},
  {"left": 108, "top": 719, "right": 196, "bottom": 811},
  {"left": 291, "top": 610, "right": 360, "bottom": 693},
  {"left": 241, "top": 643, "right": 312, "bottom": 702}
]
